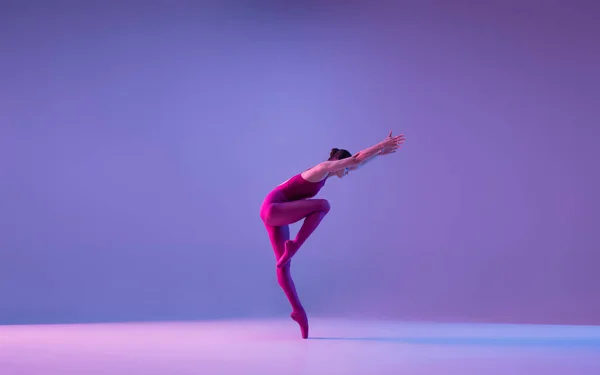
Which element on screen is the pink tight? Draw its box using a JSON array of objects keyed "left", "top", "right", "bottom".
[{"left": 260, "top": 198, "right": 331, "bottom": 338}]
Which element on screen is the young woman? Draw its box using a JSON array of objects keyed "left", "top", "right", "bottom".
[{"left": 259, "top": 131, "right": 405, "bottom": 338}]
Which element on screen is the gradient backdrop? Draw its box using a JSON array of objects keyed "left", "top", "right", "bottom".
[{"left": 1, "top": 1, "right": 599, "bottom": 326}]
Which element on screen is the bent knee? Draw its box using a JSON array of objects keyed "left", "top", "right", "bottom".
[
  {"left": 260, "top": 203, "right": 272, "bottom": 223},
  {"left": 261, "top": 205, "right": 281, "bottom": 226},
  {"left": 319, "top": 199, "right": 331, "bottom": 213}
]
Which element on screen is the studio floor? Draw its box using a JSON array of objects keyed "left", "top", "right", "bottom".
[{"left": 1, "top": 318, "right": 599, "bottom": 375}]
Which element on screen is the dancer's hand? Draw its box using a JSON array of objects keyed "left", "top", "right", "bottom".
[
  {"left": 381, "top": 130, "right": 405, "bottom": 146},
  {"left": 380, "top": 147, "right": 397, "bottom": 155},
  {"left": 380, "top": 131, "right": 405, "bottom": 155}
]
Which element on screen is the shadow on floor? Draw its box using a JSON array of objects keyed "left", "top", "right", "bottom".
[{"left": 309, "top": 336, "right": 600, "bottom": 348}]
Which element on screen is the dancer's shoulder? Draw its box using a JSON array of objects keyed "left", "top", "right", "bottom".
[
  {"left": 277, "top": 177, "right": 293, "bottom": 187},
  {"left": 300, "top": 166, "right": 328, "bottom": 183}
]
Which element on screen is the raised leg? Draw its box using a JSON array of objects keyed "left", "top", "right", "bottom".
[
  {"left": 265, "top": 224, "right": 309, "bottom": 339},
  {"left": 261, "top": 199, "right": 330, "bottom": 268}
]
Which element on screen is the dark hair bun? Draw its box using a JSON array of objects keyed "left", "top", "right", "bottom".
[{"left": 330, "top": 148, "right": 340, "bottom": 158}]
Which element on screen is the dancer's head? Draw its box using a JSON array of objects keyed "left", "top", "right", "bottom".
[{"left": 328, "top": 148, "right": 352, "bottom": 178}]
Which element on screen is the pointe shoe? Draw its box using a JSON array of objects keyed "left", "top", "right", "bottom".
[
  {"left": 276, "top": 240, "right": 298, "bottom": 268},
  {"left": 290, "top": 310, "right": 309, "bottom": 339}
]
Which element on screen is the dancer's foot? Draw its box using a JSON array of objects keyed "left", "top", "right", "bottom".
[
  {"left": 277, "top": 240, "right": 298, "bottom": 268},
  {"left": 290, "top": 310, "right": 309, "bottom": 339}
]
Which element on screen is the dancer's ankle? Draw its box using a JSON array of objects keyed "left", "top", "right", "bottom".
[
  {"left": 286, "top": 240, "right": 299, "bottom": 254},
  {"left": 277, "top": 241, "right": 297, "bottom": 268},
  {"left": 291, "top": 307, "right": 305, "bottom": 316}
]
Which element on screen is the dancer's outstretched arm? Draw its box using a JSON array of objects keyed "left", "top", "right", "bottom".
[
  {"left": 303, "top": 131, "right": 404, "bottom": 180},
  {"left": 350, "top": 131, "right": 405, "bottom": 171}
]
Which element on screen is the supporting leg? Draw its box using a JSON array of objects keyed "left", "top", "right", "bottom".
[{"left": 265, "top": 224, "right": 309, "bottom": 338}]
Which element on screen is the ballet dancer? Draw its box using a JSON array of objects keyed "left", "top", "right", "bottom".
[{"left": 259, "top": 131, "right": 405, "bottom": 339}]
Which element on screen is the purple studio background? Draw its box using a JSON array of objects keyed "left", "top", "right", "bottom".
[{"left": 1, "top": 1, "right": 599, "bottom": 326}]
